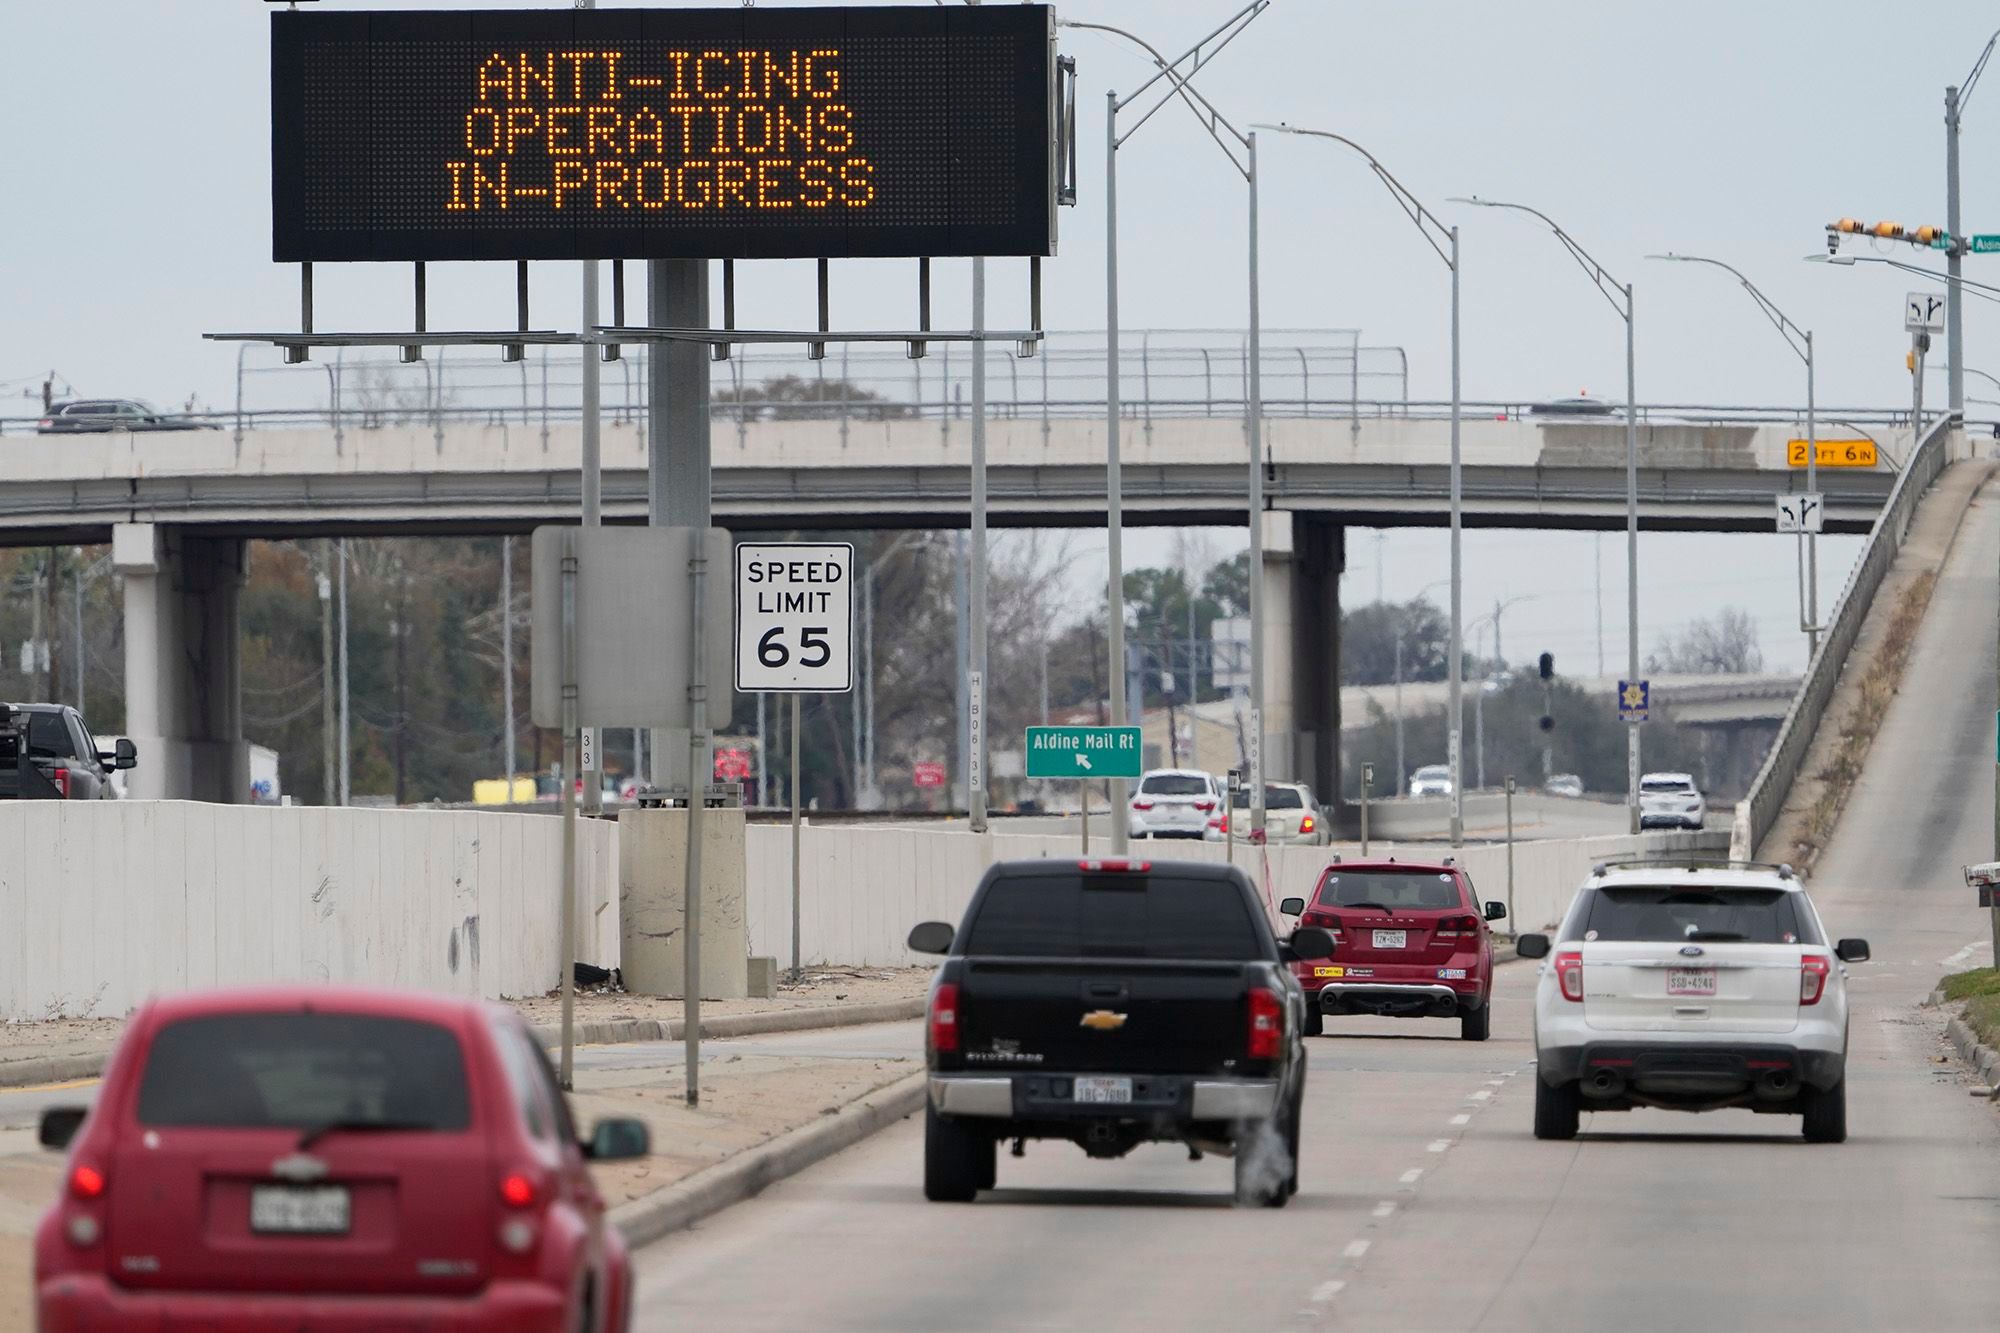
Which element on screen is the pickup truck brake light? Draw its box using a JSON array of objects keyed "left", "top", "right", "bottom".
[
  {"left": 1246, "top": 988, "right": 1283, "bottom": 1060},
  {"left": 928, "top": 982, "right": 960, "bottom": 1054},
  {"left": 50, "top": 766, "right": 70, "bottom": 799},
  {"left": 1078, "top": 858, "right": 1151, "bottom": 873}
]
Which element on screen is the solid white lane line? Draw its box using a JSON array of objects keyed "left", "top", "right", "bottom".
[
  {"left": 1311, "top": 1280, "right": 1346, "bottom": 1303},
  {"left": 1427, "top": 1139, "right": 1451, "bottom": 1153},
  {"left": 1372, "top": 1201, "right": 1396, "bottom": 1219},
  {"left": 1342, "top": 1240, "right": 1370, "bottom": 1260},
  {"left": 1449, "top": 1113, "right": 1471, "bottom": 1126},
  {"left": 1399, "top": 1168, "right": 1424, "bottom": 1184}
]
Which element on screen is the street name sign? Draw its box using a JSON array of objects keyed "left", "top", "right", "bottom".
[
  {"left": 1775, "top": 492, "right": 1824, "bottom": 534},
  {"left": 735, "top": 542, "right": 853, "bottom": 693},
  {"left": 1906, "top": 291, "right": 1946, "bottom": 333},
  {"left": 1971, "top": 235, "right": 2000, "bottom": 254},
  {"left": 270, "top": 6, "right": 1057, "bottom": 262},
  {"left": 1025, "top": 726, "right": 1143, "bottom": 780}
]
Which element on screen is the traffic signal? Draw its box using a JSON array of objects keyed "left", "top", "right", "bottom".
[{"left": 1538, "top": 652, "right": 1554, "bottom": 680}]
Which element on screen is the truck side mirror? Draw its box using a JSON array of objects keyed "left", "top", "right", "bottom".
[
  {"left": 907, "top": 921, "right": 955, "bottom": 955},
  {"left": 113, "top": 738, "right": 137, "bottom": 770},
  {"left": 1288, "top": 927, "right": 1335, "bottom": 960}
]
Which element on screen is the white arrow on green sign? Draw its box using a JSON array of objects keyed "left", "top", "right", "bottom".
[
  {"left": 1025, "top": 725, "right": 1144, "bottom": 779},
  {"left": 1972, "top": 235, "right": 2000, "bottom": 254}
]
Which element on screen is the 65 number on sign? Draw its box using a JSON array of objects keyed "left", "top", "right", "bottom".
[{"left": 735, "top": 543, "right": 854, "bottom": 694}]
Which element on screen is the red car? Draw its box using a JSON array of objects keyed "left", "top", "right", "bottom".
[
  {"left": 34, "top": 986, "right": 649, "bottom": 1331},
  {"left": 1280, "top": 858, "right": 1507, "bottom": 1041}
]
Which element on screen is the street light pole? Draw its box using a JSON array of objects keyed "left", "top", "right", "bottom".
[
  {"left": 1649, "top": 252, "right": 1819, "bottom": 655},
  {"left": 1257, "top": 123, "right": 1464, "bottom": 841},
  {"left": 1458, "top": 196, "right": 1642, "bottom": 833},
  {"left": 1063, "top": 3, "right": 1271, "bottom": 855}
]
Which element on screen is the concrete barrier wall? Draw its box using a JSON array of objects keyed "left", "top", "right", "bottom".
[
  {"left": 742, "top": 824, "right": 1730, "bottom": 967},
  {"left": 0, "top": 802, "right": 619, "bottom": 1022}
]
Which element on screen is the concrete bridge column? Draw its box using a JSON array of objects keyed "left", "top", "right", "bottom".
[
  {"left": 1253, "top": 512, "right": 1343, "bottom": 800},
  {"left": 114, "top": 523, "right": 250, "bottom": 802}
]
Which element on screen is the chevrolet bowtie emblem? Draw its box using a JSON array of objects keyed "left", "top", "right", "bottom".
[{"left": 1079, "top": 1010, "right": 1128, "bottom": 1031}]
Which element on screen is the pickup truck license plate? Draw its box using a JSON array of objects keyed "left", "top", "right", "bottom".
[
  {"left": 1667, "top": 968, "right": 1717, "bottom": 997},
  {"left": 1372, "top": 929, "right": 1407, "bottom": 949},
  {"left": 1073, "top": 1076, "right": 1133, "bottom": 1105},
  {"left": 250, "top": 1185, "right": 350, "bottom": 1235}
]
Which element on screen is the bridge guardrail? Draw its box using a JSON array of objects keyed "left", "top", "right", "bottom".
[{"left": 1730, "top": 415, "right": 1958, "bottom": 861}]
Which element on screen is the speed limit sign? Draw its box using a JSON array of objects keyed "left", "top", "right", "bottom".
[{"left": 735, "top": 542, "right": 854, "bottom": 692}]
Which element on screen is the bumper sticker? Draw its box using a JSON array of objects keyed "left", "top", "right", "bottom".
[
  {"left": 1313, "top": 966, "right": 1344, "bottom": 978},
  {"left": 1437, "top": 968, "right": 1469, "bottom": 980}
]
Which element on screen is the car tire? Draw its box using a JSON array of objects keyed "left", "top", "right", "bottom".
[
  {"left": 1800, "top": 1077, "right": 1847, "bottom": 1144},
  {"left": 1533, "top": 1076, "right": 1580, "bottom": 1140},
  {"left": 1459, "top": 1002, "right": 1490, "bottom": 1042},
  {"left": 1302, "top": 1006, "right": 1324, "bottom": 1038},
  {"left": 924, "top": 1104, "right": 990, "bottom": 1202}
]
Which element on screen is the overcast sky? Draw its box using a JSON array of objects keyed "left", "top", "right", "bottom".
[{"left": 6, "top": 1, "right": 1996, "bottom": 672}]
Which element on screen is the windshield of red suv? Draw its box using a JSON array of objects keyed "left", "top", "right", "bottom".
[
  {"left": 1315, "top": 870, "right": 1465, "bottom": 912},
  {"left": 135, "top": 1012, "right": 472, "bottom": 1132}
]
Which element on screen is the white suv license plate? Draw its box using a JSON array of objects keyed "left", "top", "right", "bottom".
[
  {"left": 251, "top": 1185, "right": 351, "bottom": 1235},
  {"left": 1667, "top": 968, "right": 1718, "bottom": 997},
  {"left": 1073, "top": 1076, "right": 1134, "bottom": 1105},
  {"left": 1373, "top": 929, "right": 1407, "bottom": 949}
]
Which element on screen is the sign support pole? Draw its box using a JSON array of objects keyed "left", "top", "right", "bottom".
[
  {"left": 683, "top": 544, "right": 708, "bottom": 1109},
  {"left": 970, "top": 256, "right": 989, "bottom": 833},
  {"left": 648, "top": 260, "right": 710, "bottom": 792},
  {"left": 557, "top": 529, "right": 579, "bottom": 1090},
  {"left": 790, "top": 691, "right": 802, "bottom": 982}
]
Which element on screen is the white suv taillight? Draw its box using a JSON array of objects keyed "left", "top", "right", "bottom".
[
  {"left": 1800, "top": 955, "right": 1830, "bottom": 1005},
  {"left": 1554, "top": 950, "right": 1584, "bottom": 1002}
]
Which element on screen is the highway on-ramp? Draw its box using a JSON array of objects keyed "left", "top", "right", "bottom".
[{"left": 632, "top": 502, "right": 2000, "bottom": 1330}]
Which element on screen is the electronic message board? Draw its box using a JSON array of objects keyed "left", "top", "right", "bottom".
[{"left": 271, "top": 6, "right": 1055, "bottom": 263}]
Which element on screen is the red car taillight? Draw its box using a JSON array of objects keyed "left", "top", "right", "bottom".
[
  {"left": 1298, "top": 814, "right": 1315, "bottom": 834},
  {"left": 494, "top": 1169, "right": 547, "bottom": 1256},
  {"left": 1246, "top": 988, "right": 1283, "bottom": 1060},
  {"left": 928, "top": 981, "right": 960, "bottom": 1053},
  {"left": 1193, "top": 800, "right": 1215, "bottom": 813},
  {"left": 1434, "top": 914, "right": 1479, "bottom": 939},
  {"left": 498, "top": 1172, "right": 537, "bottom": 1208},
  {"left": 1554, "top": 950, "right": 1584, "bottom": 1003},
  {"left": 69, "top": 1163, "right": 106, "bottom": 1200},
  {"left": 1800, "top": 955, "right": 1830, "bottom": 1005},
  {"left": 1130, "top": 800, "right": 1154, "bottom": 811}
]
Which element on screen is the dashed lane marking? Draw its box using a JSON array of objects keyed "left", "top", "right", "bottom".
[
  {"left": 1372, "top": 1201, "right": 1397, "bottom": 1219},
  {"left": 1399, "top": 1168, "right": 1424, "bottom": 1184},
  {"left": 1310, "top": 1280, "right": 1346, "bottom": 1303},
  {"left": 1450, "top": 1113, "right": 1472, "bottom": 1126},
  {"left": 1427, "top": 1138, "right": 1451, "bottom": 1153},
  {"left": 1342, "top": 1240, "right": 1371, "bottom": 1260},
  {"left": 1470, "top": 1089, "right": 1493, "bottom": 1101}
]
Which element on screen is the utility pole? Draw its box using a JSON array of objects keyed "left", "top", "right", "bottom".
[
  {"left": 501, "top": 536, "right": 516, "bottom": 795},
  {"left": 337, "top": 539, "right": 350, "bottom": 806},
  {"left": 394, "top": 563, "right": 409, "bottom": 806},
  {"left": 319, "top": 545, "right": 335, "bottom": 804}
]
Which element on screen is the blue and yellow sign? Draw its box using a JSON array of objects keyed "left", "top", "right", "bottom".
[{"left": 1618, "top": 679, "right": 1650, "bottom": 724}]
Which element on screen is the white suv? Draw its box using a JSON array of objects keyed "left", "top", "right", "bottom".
[
  {"left": 1638, "top": 772, "right": 1706, "bottom": 829},
  {"left": 1518, "top": 858, "right": 1869, "bottom": 1143},
  {"left": 1127, "top": 769, "right": 1221, "bottom": 840}
]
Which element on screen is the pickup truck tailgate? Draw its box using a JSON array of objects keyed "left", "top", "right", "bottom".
[{"left": 957, "top": 959, "right": 1251, "bottom": 1074}]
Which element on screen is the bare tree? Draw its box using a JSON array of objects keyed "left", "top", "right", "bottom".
[{"left": 1648, "top": 607, "right": 1765, "bottom": 675}]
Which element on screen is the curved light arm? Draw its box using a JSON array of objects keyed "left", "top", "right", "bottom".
[
  {"left": 1252, "top": 122, "right": 1452, "bottom": 270},
  {"left": 1060, "top": 4, "right": 1265, "bottom": 177},
  {"left": 1649, "top": 252, "right": 1808, "bottom": 365},
  {"left": 1961, "top": 27, "right": 2000, "bottom": 115},
  {"left": 1806, "top": 253, "right": 2000, "bottom": 303},
  {"left": 1451, "top": 196, "right": 1630, "bottom": 321}
]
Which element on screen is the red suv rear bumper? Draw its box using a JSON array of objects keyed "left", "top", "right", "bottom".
[
  {"left": 38, "top": 1275, "right": 571, "bottom": 1331},
  {"left": 1295, "top": 956, "right": 1488, "bottom": 1012}
]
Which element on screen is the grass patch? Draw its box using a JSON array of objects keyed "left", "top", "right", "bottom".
[
  {"left": 1939, "top": 967, "right": 2000, "bottom": 1002},
  {"left": 1796, "top": 568, "right": 1939, "bottom": 868},
  {"left": 1967, "top": 995, "right": 2000, "bottom": 1052}
]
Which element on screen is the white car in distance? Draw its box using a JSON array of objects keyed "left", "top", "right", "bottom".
[
  {"left": 1408, "top": 764, "right": 1453, "bottom": 798},
  {"left": 1518, "top": 857, "right": 1869, "bottom": 1143},
  {"left": 1127, "top": 769, "right": 1221, "bottom": 840},
  {"left": 1639, "top": 771, "right": 1706, "bottom": 829}
]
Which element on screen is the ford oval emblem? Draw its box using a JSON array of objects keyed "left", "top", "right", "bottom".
[{"left": 1679, "top": 945, "right": 1704, "bottom": 957}]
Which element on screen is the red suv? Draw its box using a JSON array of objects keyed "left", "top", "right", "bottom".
[
  {"left": 1280, "top": 858, "right": 1507, "bottom": 1041},
  {"left": 34, "top": 987, "right": 648, "bottom": 1331}
]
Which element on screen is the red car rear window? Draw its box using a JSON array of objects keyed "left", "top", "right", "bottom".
[
  {"left": 1315, "top": 870, "right": 1464, "bottom": 912},
  {"left": 135, "top": 1013, "right": 472, "bottom": 1132}
]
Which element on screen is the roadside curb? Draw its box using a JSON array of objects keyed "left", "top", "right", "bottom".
[
  {"left": 0, "top": 997, "right": 928, "bottom": 1091},
  {"left": 611, "top": 1070, "right": 926, "bottom": 1250},
  {"left": 1943, "top": 1009, "right": 2000, "bottom": 1094}
]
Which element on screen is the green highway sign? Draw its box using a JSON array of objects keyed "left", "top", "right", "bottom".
[
  {"left": 1972, "top": 235, "right": 2000, "bottom": 254},
  {"left": 1025, "top": 726, "right": 1144, "bottom": 780}
]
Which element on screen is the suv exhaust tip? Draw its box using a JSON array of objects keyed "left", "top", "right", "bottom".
[{"left": 1583, "top": 1067, "right": 1627, "bottom": 1099}]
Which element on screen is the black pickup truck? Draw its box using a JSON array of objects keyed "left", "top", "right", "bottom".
[
  {"left": 0, "top": 703, "right": 135, "bottom": 800},
  {"left": 908, "top": 857, "right": 1333, "bottom": 1207}
]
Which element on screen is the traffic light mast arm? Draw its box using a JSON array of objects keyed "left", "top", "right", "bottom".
[{"left": 1826, "top": 217, "right": 1958, "bottom": 254}]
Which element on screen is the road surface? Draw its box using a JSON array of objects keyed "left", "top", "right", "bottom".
[{"left": 632, "top": 501, "right": 2000, "bottom": 1330}]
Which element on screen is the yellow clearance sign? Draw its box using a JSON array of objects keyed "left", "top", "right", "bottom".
[{"left": 1787, "top": 439, "right": 1878, "bottom": 468}]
